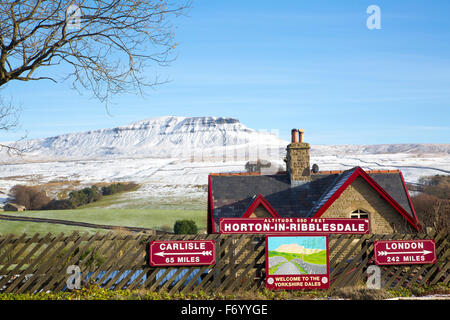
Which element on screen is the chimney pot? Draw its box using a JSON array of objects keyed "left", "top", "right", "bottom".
[
  {"left": 298, "top": 129, "right": 305, "bottom": 143},
  {"left": 291, "top": 129, "right": 298, "bottom": 143}
]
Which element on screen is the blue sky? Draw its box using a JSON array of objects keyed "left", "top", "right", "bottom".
[{"left": 1, "top": 0, "right": 449, "bottom": 144}]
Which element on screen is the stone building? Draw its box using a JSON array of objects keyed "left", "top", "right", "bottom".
[
  {"left": 208, "top": 129, "right": 421, "bottom": 234},
  {"left": 3, "top": 202, "right": 26, "bottom": 212}
]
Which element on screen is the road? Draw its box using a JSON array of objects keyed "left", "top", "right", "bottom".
[
  {"left": 292, "top": 258, "right": 327, "bottom": 274},
  {"left": 0, "top": 213, "right": 166, "bottom": 234},
  {"left": 269, "top": 255, "right": 327, "bottom": 275},
  {"left": 273, "top": 261, "right": 301, "bottom": 275}
]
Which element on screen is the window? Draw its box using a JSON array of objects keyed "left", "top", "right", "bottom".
[{"left": 350, "top": 209, "right": 369, "bottom": 219}]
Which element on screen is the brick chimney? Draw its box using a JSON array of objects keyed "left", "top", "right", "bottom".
[{"left": 286, "top": 128, "right": 310, "bottom": 185}]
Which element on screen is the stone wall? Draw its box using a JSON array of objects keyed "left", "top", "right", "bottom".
[{"left": 321, "top": 176, "right": 416, "bottom": 234}]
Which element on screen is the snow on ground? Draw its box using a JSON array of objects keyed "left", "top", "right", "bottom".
[
  {"left": 312, "top": 153, "right": 450, "bottom": 183},
  {"left": 0, "top": 116, "right": 448, "bottom": 208},
  {"left": 0, "top": 157, "right": 250, "bottom": 208},
  {"left": 0, "top": 152, "right": 449, "bottom": 209}
]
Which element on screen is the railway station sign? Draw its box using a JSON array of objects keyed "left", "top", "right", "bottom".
[
  {"left": 219, "top": 218, "right": 369, "bottom": 235},
  {"left": 265, "top": 235, "right": 330, "bottom": 290},
  {"left": 149, "top": 240, "right": 216, "bottom": 267},
  {"left": 374, "top": 239, "right": 436, "bottom": 265}
]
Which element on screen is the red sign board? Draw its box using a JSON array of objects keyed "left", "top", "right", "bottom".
[
  {"left": 265, "top": 235, "right": 330, "bottom": 290},
  {"left": 374, "top": 239, "right": 436, "bottom": 265},
  {"left": 219, "top": 218, "right": 369, "bottom": 235},
  {"left": 149, "top": 240, "right": 216, "bottom": 267}
]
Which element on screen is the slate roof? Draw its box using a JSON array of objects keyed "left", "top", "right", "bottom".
[
  {"left": 368, "top": 172, "right": 415, "bottom": 218},
  {"left": 308, "top": 168, "right": 357, "bottom": 216},
  {"left": 208, "top": 167, "right": 419, "bottom": 233}
]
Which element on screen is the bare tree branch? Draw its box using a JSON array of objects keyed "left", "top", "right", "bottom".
[
  {"left": 0, "top": 94, "right": 25, "bottom": 155},
  {"left": 0, "top": 0, "right": 190, "bottom": 154},
  {"left": 0, "top": 0, "right": 190, "bottom": 103}
]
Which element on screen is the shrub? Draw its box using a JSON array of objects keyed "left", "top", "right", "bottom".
[
  {"left": 419, "top": 174, "right": 450, "bottom": 200},
  {"left": 42, "top": 199, "right": 76, "bottom": 210},
  {"left": 68, "top": 186, "right": 103, "bottom": 207},
  {"left": 333, "top": 286, "right": 390, "bottom": 300},
  {"left": 412, "top": 174, "right": 449, "bottom": 232},
  {"left": 10, "top": 185, "right": 51, "bottom": 210},
  {"left": 69, "top": 189, "right": 88, "bottom": 207},
  {"left": 173, "top": 219, "right": 198, "bottom": 234},
  {"left": 412, "top": 193, "right": 449, "bottom": 232},
  {"left": 101, "top": 182, "right": 139, "bottom": 196}
]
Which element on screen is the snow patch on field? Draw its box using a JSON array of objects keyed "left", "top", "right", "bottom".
[{"left": 0, "top": 154, "right": 448, "bottom": 209}]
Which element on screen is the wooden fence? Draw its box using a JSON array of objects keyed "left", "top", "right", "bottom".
[{"left": 0, "top": 230, "right": 448, "bottom": 294}]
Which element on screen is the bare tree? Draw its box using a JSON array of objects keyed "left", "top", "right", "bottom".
[
  {"left": 0, "top": 94, "right": 24, "bottom": 154},
  {"left": 0, "top": 0, "right": 189, "bottom": 100},
  {"left": 0, "top": 0, "right": 190, "bottom": 151}
]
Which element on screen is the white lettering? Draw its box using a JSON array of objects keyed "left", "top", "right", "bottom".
[{"left": 366, "top": 5, "right": 381, "bottom": 30}]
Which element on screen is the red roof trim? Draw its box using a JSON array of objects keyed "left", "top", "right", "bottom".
[
  {"left": 398, "top": 171, "right": 421, "bottom": 229},
  {"left": 208, "top": 175, "right": 216, "bottom": 233},
  {"left": 312, "top": 167, "right": 420, "bottom": 231},
  {"left": 312, "top": 169, "right": 360, "bottom": 219},
  {"left": 314, "top": 169, "right": 400, "bottom": 175},
  {"left": 242, "top": 194, "right": 281, "bottom": 218},
  {"left": 358, "top": 168, "right": 420, "bottom": 230}
]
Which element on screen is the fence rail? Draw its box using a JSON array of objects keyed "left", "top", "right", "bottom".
[{"left": 0, "top": 230, "right": 448, "bottom": 294}]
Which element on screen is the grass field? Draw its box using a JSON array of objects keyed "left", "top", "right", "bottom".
[
  {"left": 0, "top": 186, "right": 207, "bottom": 235},
  {"left": 268, "top": 250, "right": 327, "bottom": 265},
  {"left": 0, "top": 220, "right": 103, "bottom": 235},
  {"left": 0, "top": 208, "right": 206, "bottom": 235}
]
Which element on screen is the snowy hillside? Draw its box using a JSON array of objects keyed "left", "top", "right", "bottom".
[
  {"left": 0, "top": 116, "right": 449, "bottom": 207},
  {"left": 311, "top": 144, "right": 450, "bottom": 156},
  {"left": 1, "top": 116, "right": 448, "bottom": 163},
  {"left": 0, "top": 116, "right": 287, "bottom": 162}
]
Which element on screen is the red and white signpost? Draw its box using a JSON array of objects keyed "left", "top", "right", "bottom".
[
  {"left": 218, "top": 218, "right": 369, "bottom": 291},
  {"left": 265, "top": 235, "right": 330, "bottom": 290},
  {"left": 219, "top": 218, "right": 370, "bottom": 235},
  {"left": 374, "top": 239, "right": 436, "bottom": 265},
  {"left": 149, "top": 240, "right": 216, "bottom": 267}
]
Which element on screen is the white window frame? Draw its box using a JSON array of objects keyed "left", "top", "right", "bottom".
[{"left": 350, "top": 209, "right": 369, "bottom": 219}]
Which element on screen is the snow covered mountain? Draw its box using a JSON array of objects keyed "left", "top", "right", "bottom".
[
  {"left": 0, "top": 116, "right": 448, "bottom": 206},
  {"left": 1, "top": 116, "right": 449, "bottom": 164},
  {"left": 2, "top": 116, "right": 449, "bottom": 163},
  {"left": 0, "top": 116, "right": 288, "bottom": 162}
]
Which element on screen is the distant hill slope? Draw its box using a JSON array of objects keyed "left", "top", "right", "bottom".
[
  {"left": 0, "top": 116, "right": 287, "bottom": 162},
  {"left": 311, "top": 144, "right": 450, "bottom": 156},
  {"left": 0, "top": 116, "right": 448, "bottom": 163}
]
